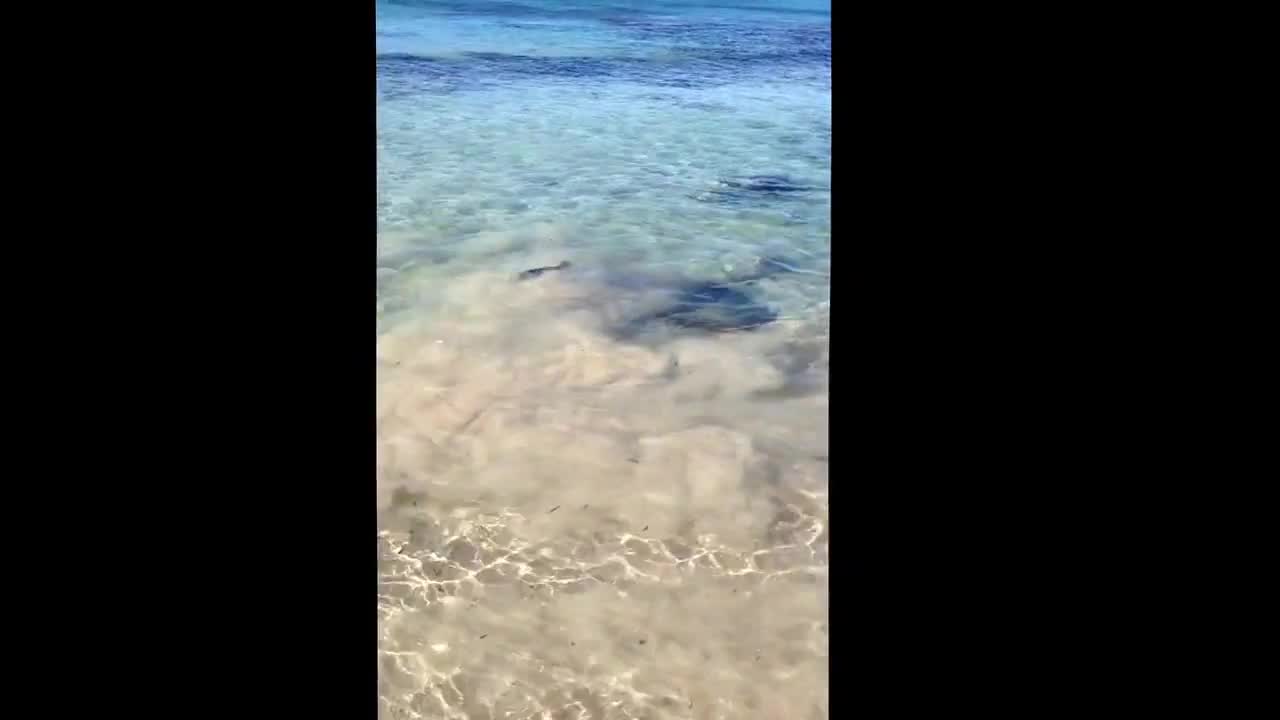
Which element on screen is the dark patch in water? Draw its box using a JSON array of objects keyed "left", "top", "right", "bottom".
[
  {"left": 515, "top": 256, "right": 801, "bottom": 339},
  {"left": 379, "top": 51, "right": 730, "bottom": 91},
  {"left": 723, "top": 175, "right": 814, "bottom": 193},
  {"left": 384, "top": 0, "right": 624, "bottom": 20},
  {"left": 695, "top": 175, "right": 824, "bottom": 205},
  {"left": 376, "top": 8, "right": 829, "bottom": 98},
  {"left": 616, "top": 281, "right": 777, "bottom": 337},
  {"left": 603, "top": 17, "right": 830, "bottom": 65}
]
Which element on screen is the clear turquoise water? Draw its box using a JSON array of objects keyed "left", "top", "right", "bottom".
[{"left": 377, "top": 0, "right": 830, "bottom": 316}]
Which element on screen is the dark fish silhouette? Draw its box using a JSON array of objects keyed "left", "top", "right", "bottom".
[{"left": 516, "top": 260, "right": 572, "bottom": 281}]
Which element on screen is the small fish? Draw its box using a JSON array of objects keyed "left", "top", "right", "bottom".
[
  {"left": 516, "top": 260, "right": 572, "bottom": 281},
  {"left": 548, "top": 505, "right": 561, "bottom": 514},
  {"left": 479, "top": 634, "right": 488, "bottom": 639}
]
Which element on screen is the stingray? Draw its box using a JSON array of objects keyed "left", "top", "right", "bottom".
[
  {"left": 720, "top": 175, "right": 816, "bottom": 194},
  {"left": 515, "top": 256, "right": 800, "bottom": 339},
  {"left": 695, "top": 175, "right": 825, "bottom": 205}
]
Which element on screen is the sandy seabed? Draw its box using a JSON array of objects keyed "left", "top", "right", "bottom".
[{"left": 378, "top": 245, "right": 829, "bottom": 720}]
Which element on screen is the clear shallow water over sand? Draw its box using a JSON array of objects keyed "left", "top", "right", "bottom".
[{"left": 377, "top": 2, "right": 829, "bottom": 718}]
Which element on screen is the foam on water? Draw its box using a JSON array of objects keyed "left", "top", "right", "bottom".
[{"left": 378, "top": 2, "right": 829, "bottom": 718}]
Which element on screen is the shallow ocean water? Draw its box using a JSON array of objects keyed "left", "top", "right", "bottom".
[{"left": 377, "top": 2, "right": 829, "bottom": 718}]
